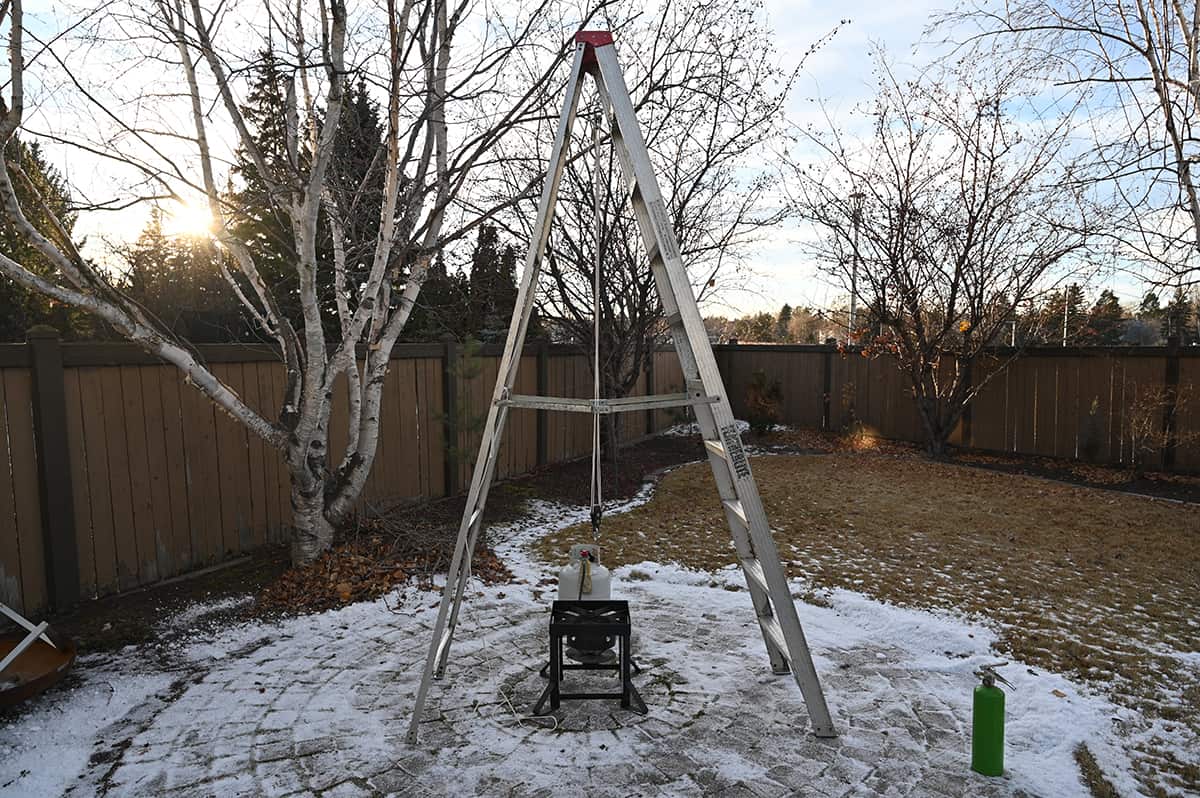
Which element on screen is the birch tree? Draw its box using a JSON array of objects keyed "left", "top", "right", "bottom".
[{"left": 0, "top": 0, "right": 600, "bottom": 563}]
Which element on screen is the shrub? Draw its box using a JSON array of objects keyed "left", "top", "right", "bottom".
[{"left": 745, "top": 370, "right": 783, "bottom": 434}]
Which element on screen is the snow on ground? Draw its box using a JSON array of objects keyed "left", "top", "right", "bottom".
[{"left": 0, "top": 485, "right": 1146, "bottom": 797}]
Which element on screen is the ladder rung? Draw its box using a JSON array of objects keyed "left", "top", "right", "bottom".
[
  {"left": 665, "top": 310, "right": 682, "bottom": 328},
  {"left": 758, "top": 616, "right": 791, "bottom": 662},
  {"left": 703, "top": 439, "right": 726, "bottom": 458},
  {"left": 741, "top": 557, "right": 768, "bottom": 594},
  {"left": 722, "top": 499, "right": 748, "bottom": 528},
  {"left": 468, "top": 508, "right": 482, "bottom": 529},
  {"left": 498, "top": 392, "right": 717, "bottom": 414}
]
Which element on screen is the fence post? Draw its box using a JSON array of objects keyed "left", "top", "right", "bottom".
[
  {"left": 721, "top": 339, "right": 737, "bottom": 416},
  {"left": 441, "top": 335, "right": 459, "bottom": 496},
  {"left": 536, "top": 339, "right": 549, "bottom": 467},
  {"left": 644, "top": 346, "right": 656, "bottom": 436},
  {"left": 1163, "top": 336, "right": 1181, "bottom": 470},
  {"left": 27, "top": 326, "right": 79, "bottom": 611},
  {"left": 961, "top": 361, "right": 974, "bottom": 448},
  {"left": 822, "top": 342, "right": 834, "bottom": 431}
]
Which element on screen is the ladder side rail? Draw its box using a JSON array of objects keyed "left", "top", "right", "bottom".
[
  {"left": 691, "top": 399, "right": 791, "bottom": 673},
  {"left": 596, "top": 44, "right": 836, "bottom": 736},
  {"left": 407, "top": 50, "right": 587, "bottom": 744},
  {"left": 434, "top": 404, "right": 512, "bottom": 676},
  {"left": 594, "top": 58, "right": 789, "bottom": 671}
]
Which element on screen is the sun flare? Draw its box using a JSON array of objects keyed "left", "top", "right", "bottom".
[{"left": 163, "top": 199, "right": 215, "bottom": 238}]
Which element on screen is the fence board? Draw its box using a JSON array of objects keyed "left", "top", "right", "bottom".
[
  {"left": 267, "top": 363, "right": 292, "bottom": 536},
  {"left": 96, "top": 367, "right": 139, "bottom": 590},
  {"left": 249, "top": 364, "right": 280, "bottom": 539},
  {"left": 1176, "top": 359, "right": 1200, "bottom": 469},
  {"left": 241, "top": 363, "right": 269, "bottom": 546},
  {"left": 180, "top": 371, "right": 224, "bottom": 565},
  {"left": 120, "top": 366, "right": 158, "bottom": 585},
  {"left": 425, "top": 357, "right": 446, "bottom": 498},
  {"left": 62, "top": 370, "right": 95, "bottom": 599},
  {"left": 0, "top": 371, "right": 27, "bottom": 611},
  {"left": 137, "top": 367, "right": 177, "bottom": 580},
  {"left": 158, "top": 371, "right": 194, "bottom": 571}
]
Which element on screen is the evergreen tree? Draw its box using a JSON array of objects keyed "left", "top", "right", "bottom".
[
  {"left": 1137, "top": 290, "right": 1163, "bottom": 322},
  {"left": 0, "top": 136, "right": 93, "bottom": 340},
  {"left": 122, "top": 209, "right": 247, "bottom": 342},
  {"left": 776, "top": 303, "right": 793, "bottom": 342},
  {"left": 1162, "top": 287, "right": 1195, "bottom": 343},
  {"left": 1083, "top": 289, "right": 1124, "bottom": 346},
  {"left": 1040, "top": 283, "right": 1087, "bottom": 344},
  {"left": 732, "top": 311, "right": 777, "bottom": 342},
  {"left": 324, "top": 78, "right": 387, "bottom": 296},
  {"left": 226, "top": 50, "right": 298, "bottom": 324},
  {"left": 464, "top": 224, "right": 522, "bottom": 342},
  {"left": 403, "top": 253, "right": 470, "bottom": 341},
  {"left": 226, "top": 55, "right": 388, "bottom": 341}
]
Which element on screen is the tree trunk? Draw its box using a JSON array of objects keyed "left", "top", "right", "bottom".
[
  {"left": 290, "top": 481, "right": 335, "bottom": 564},
  {"left": 915, "top": 393, "right": 952, "bottom": 460}
]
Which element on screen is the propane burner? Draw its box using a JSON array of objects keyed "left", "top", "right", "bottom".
[{"left": 534, "top": 599, "right": 646, "bottom": 716}]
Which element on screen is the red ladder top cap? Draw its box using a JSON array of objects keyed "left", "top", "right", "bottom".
[{"left": 574, "top": 30, "right": 614, "bottom": 47}]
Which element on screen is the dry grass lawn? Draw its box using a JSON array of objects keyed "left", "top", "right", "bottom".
[{"left": 533, "top": 453, "right": 1200, "bottom": 796}]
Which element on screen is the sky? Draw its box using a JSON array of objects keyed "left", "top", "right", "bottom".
[
  {"left": 736, "top": 0, "right": 946, "bottom": 315},
  {"left": 10, "top": 0, "right": 1157, "bottom": 319}
]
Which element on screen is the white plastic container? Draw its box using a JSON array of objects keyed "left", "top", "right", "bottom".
[{"left": 557, "top": 543, "right": 611, "bottom": 601}]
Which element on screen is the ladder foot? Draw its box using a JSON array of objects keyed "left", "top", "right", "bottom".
[
  {"left": 813, "top": 724, "right": 838, "bottom": 739},
  {"left": 771, "top": 665, "right": 791, "bottom": 676}
]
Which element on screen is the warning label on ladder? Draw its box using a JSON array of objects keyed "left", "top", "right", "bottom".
[{"left": 721, "top": 424, "right": 751, "bottom": 479}]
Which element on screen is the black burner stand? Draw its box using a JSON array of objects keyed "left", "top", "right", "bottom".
[{"left": 533, "top": 600, "right": 647, "bottom": 715}]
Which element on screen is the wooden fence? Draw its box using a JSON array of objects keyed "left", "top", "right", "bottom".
[
  {"left": 0, "top": 333, "right": 685, "bottom": 616},
  {"left": 716, "top": 342, "right": 1200, "bottom": 470},
  {"left": 9, "top": 335, "right": 1187, "bottom": 617}
]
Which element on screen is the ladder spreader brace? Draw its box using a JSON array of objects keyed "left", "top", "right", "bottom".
[{"left": 406, "top": 30, "right": 837, "bottom": 743}]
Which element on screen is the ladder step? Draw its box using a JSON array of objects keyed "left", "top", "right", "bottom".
[
  {"left": 468, "top": 508, "right": 482, "bottom": 529},
  {"left": 757, "top": 616, "right": 791, "bottom": 663},
  {"left": 665, "top": 310, "right": 682, "bottom": 328},
  {"left": 740, "top": 557, "right": 768, "bottom": 594},
  {"left": 499, "top": 392, "right": 717, "bottom": 414},
  {"left": 722, "top": 499, "right": 748, "bottom": 528},
  {"left": 703, "top": 439, "right": 726, "bottom": 458}
]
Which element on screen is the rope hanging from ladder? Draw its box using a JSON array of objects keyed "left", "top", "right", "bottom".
[{"left": 589, "top": 110, "right": 604, "bottom": 544}]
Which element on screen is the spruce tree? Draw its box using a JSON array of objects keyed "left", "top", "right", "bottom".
[
  {"left": 776, "top": 304, "right": 793, "bottom": 342},
  {"left": 0, "top": 136, "right": 92, "bottom": 339},
  {"left": 227, "top": 50, "right": 298, "bottom": 322},
  {"left": 1084, "top": 289, "right": 1124, "bottom": 346},
  {"left": 1162, "top": 287, "right": 1195, "bottom": 343},
  {"left": 123, "top": 209, "right": 246, "bottom": 342}
]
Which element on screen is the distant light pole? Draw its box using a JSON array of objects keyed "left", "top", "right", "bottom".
[{"left": 848, "top": 191, "right": 864, "bottom": 344}]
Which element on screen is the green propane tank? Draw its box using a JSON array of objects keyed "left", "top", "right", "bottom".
[{"left": 971, "top": 663, "right": 1013, "bottom": 777}]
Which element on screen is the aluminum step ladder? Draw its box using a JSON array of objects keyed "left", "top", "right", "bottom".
[{"left": 406, "top": 30, "right": 836, "bottom": 742}]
